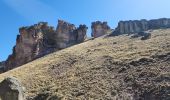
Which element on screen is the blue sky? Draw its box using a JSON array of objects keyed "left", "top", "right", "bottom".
[{"left": 0, "top": 0, "right": 170, "bottom": 61}]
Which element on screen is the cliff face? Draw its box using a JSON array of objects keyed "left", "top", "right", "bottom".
[
  {"left": 91, "top": 21, "right": 110, "bottom": 38},
  {"left": 0, "top": 62, "right": 5, "bottom": 73},
  {"left": 5, "top": 20, "right": 87, "bottom": 70},
  {"left": 114, "top": 18, "right": 170, "bottom": 35},
  {"left": 56, "top": 20, "right": 87, "bottom": 49}
]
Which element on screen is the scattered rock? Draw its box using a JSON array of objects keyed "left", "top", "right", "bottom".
[
  {"left": 129, "top": 58, "right": 154, "bottom": 66},
  {"left": 131, "top": 31, "right": 151, "bottom": 40},
  {"left": 31, "top": 92, "right": 61, "bottom": 100},
  {"left": 141, "top": 32, "right": 151, "bottom": 40},
  {"left": 0, "top": 77, "right": 25, "bottom": 100}
]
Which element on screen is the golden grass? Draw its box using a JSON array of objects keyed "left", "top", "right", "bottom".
[{"left": 0, "top": 29, "right": 170, "bottom": 99}]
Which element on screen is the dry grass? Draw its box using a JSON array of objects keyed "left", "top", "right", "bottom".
[{"left": 0, "top": 29, "right": 170, "bottom": 99}]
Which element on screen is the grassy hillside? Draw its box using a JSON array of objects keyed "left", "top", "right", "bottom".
[{"left": 0, "top": 29, "right": 170, "bottom": 99}]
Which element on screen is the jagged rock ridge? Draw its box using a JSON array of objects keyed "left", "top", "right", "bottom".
[
  {"left": 113, "top": 18, "right": 170, "bottom": 35},
  {"left": 5, "top": 20, "right": 87, "bottom": 71}
]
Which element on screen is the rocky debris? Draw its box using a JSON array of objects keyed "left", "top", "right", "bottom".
[
  {"left": 5, "top": 20, "right": 87, "bottom": 71},
  {"left": 131, "top": 31, "right": 151, "bottom": 40},
  {"left": 0, "top": 77, "right": 25, "bottom": 100},
  {"left": 91, "top": 21, "right": 111, "bottom": 38},
  {"left": 129, "top": 57, "right": 154, "bottom": 66},
  {"left": 141, "top": 32, "right": 151, "bottom": 40},
  {"left": 113, "top": 18, "right": 170, "bottom": 35},
  {"left": 29, "top": 92, "right": 61, "bottom": 100}
]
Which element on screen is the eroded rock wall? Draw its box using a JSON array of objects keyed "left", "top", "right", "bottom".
[{"left": 114, "top": 18, "right": 170, "bottom": 35}]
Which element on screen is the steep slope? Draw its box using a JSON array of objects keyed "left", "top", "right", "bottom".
[{"left": 0, "top": 29, "right": 170, "bottom": 99}]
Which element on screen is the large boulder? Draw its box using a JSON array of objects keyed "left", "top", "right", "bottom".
[
  {"left": 0, "top": 77, "right": 25, "bottom": 100},
  {"left": 91, "top": 21, "right": 110, "bottom": 38}
]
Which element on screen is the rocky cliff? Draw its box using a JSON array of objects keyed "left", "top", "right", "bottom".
[
  {"left": 56, "top": 20, "right": 87, "bottom": 49},
  {"left": 91, "top": 21, "right": 111, "bottom": 38},
  {"left": 0, "top": 62, "right": 5, "bottom": 73},
  {"left": 5, "top": 20, "right": 87, "bottom": 71},
  {"left": 4, "top": 18, "right": 170, "bottom": 71},
  {"left": 113, "top": 18, "right": 170, "bottom": 35}
]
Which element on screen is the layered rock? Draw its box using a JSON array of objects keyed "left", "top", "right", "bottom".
[
  {"left": 5, "top": 20, "right": 87, "bottom": 71},
  {"left": 91, "top": 21, "right": 110, "bottom": 38},
  {"left": 0, "top": 77, "right": 25, "bottom": 100},
  {"left": 113, "top": 18, "right": 170, "bottom": 35}
]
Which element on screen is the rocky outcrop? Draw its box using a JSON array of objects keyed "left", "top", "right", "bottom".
[
  {"left": 131, "top": 31, "right": 151, "bottom": 40},
  {"left": 0, "top": 77, "right": 25, "bottom": 100},
  {"left": 5, "top": 22, "right": 56, "bottom": 70},
  {"left": 91, "top": 21, "right": 110, "bottom": 38},
  {"left": 5, "top": 20, "right": 87, "bottom": 71},
  {"left": 113, "top": 18, "right": 170, "bottom": 35},
  {"left": 0, "top": 61, "right": 5, "bottom": 73},
  {"left": 56, "top": 20, "right": 87, "bottom": 49}
]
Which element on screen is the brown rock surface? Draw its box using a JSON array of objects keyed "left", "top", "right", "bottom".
[
  {"left": 56, "top": 20, "right": 87, "bottom": 49},
  {"left": 0, "top": 77, "right": 25, "bottom": 100},
  {"left": 5, "top": 22, "right": 56, "bottom": 70},
  {"left": 113, "top": 18, "right": 170, "bottom": 35},
  {"left": 91, "top": 21, "right": 110, "bottom": 38}
]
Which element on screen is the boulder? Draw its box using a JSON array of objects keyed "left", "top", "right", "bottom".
[
  {"left": 91, "top": 21, "right": 110, "bottom": 38},
  {"left": 0, "top": 77, "right": 25, "bottom": 100}
]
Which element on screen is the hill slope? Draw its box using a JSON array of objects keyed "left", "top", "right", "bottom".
[{"left": 0, "top": 29, "right": 170, "bottom": 99}]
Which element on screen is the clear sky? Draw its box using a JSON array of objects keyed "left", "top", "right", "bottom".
[{"left": 0, "top": 0, "right": 170, "bottom": 61}]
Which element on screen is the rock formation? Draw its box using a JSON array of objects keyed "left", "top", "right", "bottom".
[
  {"left": 5, "top": 22, "right": 56, "bottom": 70},
  {"left": 113, "top": 18, "right": 170, "bottom": 35},
  {"left": 56, "top": 20, "right": 87, "bottom": 49},
  {"left": 4, "top": 18, "right": 170, "bottom": 71},
  {"left": 91, "top": 21, "right": 110, "bottom": 38},
  {"left": 5, "top": 20, "right": 87, "bottom": 71},
  {"left": 131, "top": 31, "right": 151, "bottom": 40},
  {"left": 0, "top": 61, "right": 5, "bottom": 73},
  {"left": 0, "top": 77, "right": 25, "bottom": 100}
]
